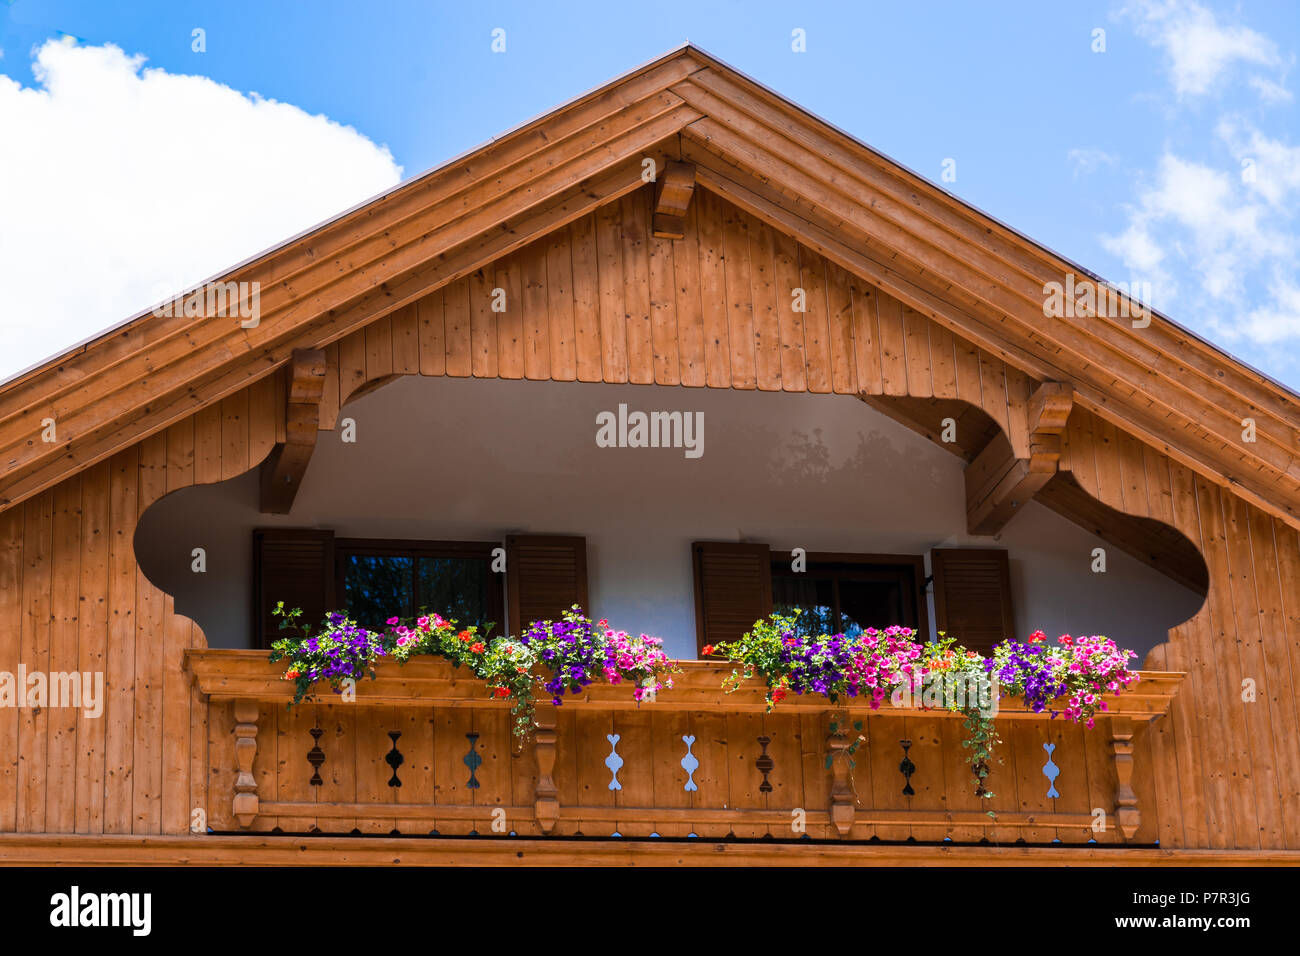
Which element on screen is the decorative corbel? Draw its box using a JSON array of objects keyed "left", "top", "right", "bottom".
[
  {"left": 651, "top": 161, "right": 697, "bottom": 239},
  {"left": 259, "top": 348, "right": 327, "bottom": 514},
  {"left": 965, "top": 382, "right": 1073, "bottom": 535}
]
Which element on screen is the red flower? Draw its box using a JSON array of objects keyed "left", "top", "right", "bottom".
[
  {"left": 492, "top": 686, "right": 510, "bottom": 698},
  {"left": 1028, "top": 630, "right": 1046, "bottom": 643},
  {"left": 701, "top": 644, "right": 715, "bottom": 657},
  {"left": 285, "top": 670, "right": 299, "bottom": 680},
  {"left": 470, "top": 642, "right": 485, "bottom": 654},
  {"left": 458, "top": 631, "right": 472, "bottom": 643},
  {"left": 1060, "top": 634, "right": 1073, "bottom": 646},
  {"left": 772, "top": 688, "right": 787, "bottom": 703}
]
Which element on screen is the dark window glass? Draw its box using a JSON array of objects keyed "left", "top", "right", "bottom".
[
  {"left": 771, "top": 559, "right": 921, "bottom": 637},
  {"left": 337, "top": 541, "right": 500, "bottom": 634},
  {"left": 417, "top": 557, "right": 490, "bottom": 631},
  {"left": 342, "top": 554, "right": 413, "bottom": 629}
]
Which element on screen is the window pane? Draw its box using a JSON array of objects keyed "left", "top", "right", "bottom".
[
  {"left": 772, "top": 574, "right": 836, "bottom": 636},
  {"left": 417, "top": 557, "right": 490, "bottom": 632},
  {"left": 342, "top": 554, "right": 413, "bottom": 629},
  {"left": 837, "top": 577, "right": 910, "bottom": 635}
]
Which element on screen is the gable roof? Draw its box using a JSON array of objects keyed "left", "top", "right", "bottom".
[{"left": 3, "top": 45, "right": 1299, "bottom": 529}]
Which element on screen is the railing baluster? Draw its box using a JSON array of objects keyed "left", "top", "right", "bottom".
[
  {"left": 680, "top": 734, "right": 699, "bottom": 792},
  {"left": 1043, "top": 742, "right": 1060, "bottom": 798}
]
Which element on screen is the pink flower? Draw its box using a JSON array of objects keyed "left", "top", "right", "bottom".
[{"left": 387, "top": 617, "right": 399, "bottom": 626}]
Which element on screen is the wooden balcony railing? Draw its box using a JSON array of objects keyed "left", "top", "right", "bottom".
[{"left": 185, "top": 650, "right": 1183, "bottom": 844}]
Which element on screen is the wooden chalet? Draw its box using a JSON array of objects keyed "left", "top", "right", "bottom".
[{"left": 1, "top": 46, "right": 1298, "bottom": 865}]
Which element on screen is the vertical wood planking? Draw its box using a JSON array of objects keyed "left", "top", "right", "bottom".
[
  {"left": 850, "top": 281, "right": 883, "bottom": 396},
  {"left": 725, "top": 712, "right": 767, "bottom": 837},
  {"left": 16, "top": 492, "right": 52, "bottom": 832},
  {"left": 672, "top": 201, "right": 707, "bottom": 387},
  {"left": 469, "top": 268, "right": 498, "bottom": 379},
  {"left": 1196, "top": 477, "right": 1259, "bottom": 848},
  {"left": 938, "top": 717, "right": 989, "bottom": 842},
  {"left": 218, "top": 391, "right": 249, "bottom": 481},
  {"left": 953, "top": 332, "right": 983, "bottom": 410},
  {"left": 45, "top": 478, "right": 81, "bottom": 833},
  {"left": 901, "top": 306, "right": 933, "bottom": 398},
  {"left": 613, "top": 709, "right": 654, "bottom": 836},
  {"left": 689, "top": 711, "right": 729, "bottom": 838},
  {"left": 748, "top": 218, "right": 783, "bottom": 391},
  {"left": 520, "top": 240, "right": 552, "bottom": 382},
  {"left": 364, "top": 315, "right": 394, "bottom": 383},
  {"left": 621, "top": 191, "right": 655, "bottom": 386},
  {"left": 132, "top": 434, "right": 167, "bottom": 834},
  {"left": 798, "top": 244, "right": 832, "bottom": 394},
  {"left": 1271, "top": 523, "right": 1300, "bottom": 848},
  {"left": 696, "top": 190, "right": 731, "bottom": 388},
  {"left": 395, "top": 707, "right": 435, "bottom": 834},
  {"left": 546, "top": 228, "right": 579, "bottom": 382},
  {"left": 0, "top": 506, "right": 21, "bottom": 831},
  {"left": 338, "top": 329, "right": 368, "bottom": 405},
  {"left": 417, "top": 289, "right": 446, "bottom": 378},
  {"left": 103, "top": 448, "right": 137, "bottom": 833},
  {"left": 75, "top": 462, "right": 109, "bottom": 834},
  {"left": 651, "top": 709, "right": 693, "bottom": 837},
  {"left": 929, "top": 323, "right": 959, "bottom": 400},
  {"left": 876, "top": 291, "right": 908, "bottom": 396},
  {"left": 390, "top": 302, "right": 421, "bottom": 376},
  {"left": 976, "top": 350, "right": 1009, "bottom": 439},
  {"left": 647, "top": 223, "right": 681, "bottom": 387},
  {"left": 443, "top": 277, "right": 473, "bottom": 378},
  {"left": 569, "top": 215, "right": 605, "bottom": 383},
  {"left": 595, "top": 199, "right": 629, "bottom": 383},
  {"left": 721, "top": 205, "right": 757, "bottom": 389},
  {"left": 772, "top": 228, "right": 806, "bottom": 392},
  {"left": 495, "top": 257, "right": 525, "bottom": 380},
  {"left": 1221, "top": 493, "right": 1284, "bottom": 847},
  {"left": 825, "top": 263, "right": 857, "bottom": 395}
]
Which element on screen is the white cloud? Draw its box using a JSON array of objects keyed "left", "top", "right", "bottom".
[
  {"left": 1240, "top": 275, "right": 1300, "bottom": 344},
  {"left": 0, "top": 39, "right": 403, "bottom": 380},
  {"left": 1103, "top": 147, "right": 1299, "bottom": 346},
  {"left": 1248, "top": 74, "right": 1294, "bottom": 103},
  {"left": 1217, "top": 119, "right": 1300, "bottom": 208},
  {"left": 1067, "top": 147, "right": 1119, "bottom": 178},
  {"left": 1120, "top": 0, "right": 1287, "bottom": 100}
]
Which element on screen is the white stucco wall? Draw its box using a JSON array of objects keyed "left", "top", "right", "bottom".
[{"left": 135, "top": 375, "right": 1205, "bottom": 659}]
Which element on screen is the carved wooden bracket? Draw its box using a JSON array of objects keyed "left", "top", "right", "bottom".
[
  {"left": 232, "top": 698, "right": 260, "bottom": 828},
  {"left": 826, "top": 720, "right": 855, "bottom": 838},
  {"left": 533, "top": 714, "right": 560, "bottom": 834},
  {"left": 965, "top": 381, "right": 1073, "bottom": 535},
  {"left": 259, "top": 348, "right": 328, "bottom": 514},
  {"left": 652, "top": 161, "right": 697, "bottom": 239},
  {"left": 1111, "top": 716, "right": 1140, "bottom": 839}
]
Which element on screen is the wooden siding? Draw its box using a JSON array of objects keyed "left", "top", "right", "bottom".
[
  {"left": 1, "top": 189, "right": 1298, "bottom": 852},
  {"left": 0, "top": 386, "right": 281, "bottom": 835}
]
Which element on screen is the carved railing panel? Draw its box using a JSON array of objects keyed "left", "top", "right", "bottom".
[{"left": 188, "top": 652, "right": 1182, "bottom": 845}]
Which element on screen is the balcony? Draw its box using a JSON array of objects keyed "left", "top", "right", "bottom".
[{"left": 185, "top": 649, "right": 1182, "bottom": 845}]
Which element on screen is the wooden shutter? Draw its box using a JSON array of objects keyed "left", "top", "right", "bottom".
[
  {"left": 930, "top": 548, "right": 1015, "bottom": 654},
  {"left": 506, "top": 534, "right": 589, "bottom": 636},
  {"left": 692, "top": 542, "right": 773, "bottom": 656},
  {"left": 253, "top": 529, "right": 335, "bottom": 649}
]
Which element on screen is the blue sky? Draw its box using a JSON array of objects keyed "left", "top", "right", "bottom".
[{"left": 2, "top": 0, "right": 1297, "bottom": 390}]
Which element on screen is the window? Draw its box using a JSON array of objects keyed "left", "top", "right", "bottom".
[
  {"left": 769, "top": 553, "right": 927, "bottom": 638},
  {"left": 336, "top": 539, "right": 503, "bottom": 634}
]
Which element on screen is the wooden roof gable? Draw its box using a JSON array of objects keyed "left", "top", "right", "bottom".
[{"left": 2, "top": 45, "right": 1299, "bottom": 530}]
